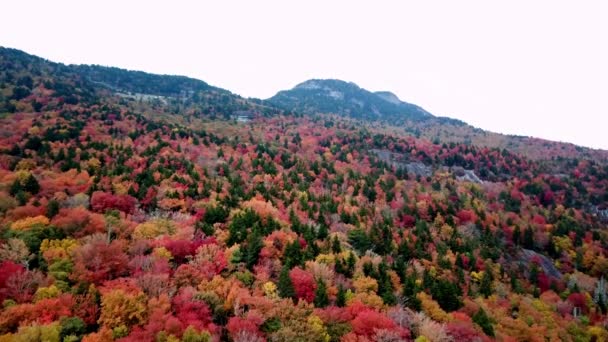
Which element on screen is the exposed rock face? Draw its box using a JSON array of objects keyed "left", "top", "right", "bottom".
[
  {"left": 520, "top": 249, "right": 563, "bottom": 280},
  {"left": 369, "top": 149, "right": 432, "bottom": 177},
  {"left": 375, "top": 91, "right": 402, "bottom": 105},
  {"left": 589, "top": 205, "right": 608, "bottom": 223},
  {"left": 451, "top": 166, "right": 483, "bottom": 184},
  {"left": 370, "top": 149, "right": 486, "bottom": 181}
]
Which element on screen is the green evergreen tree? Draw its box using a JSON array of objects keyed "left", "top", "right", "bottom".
[
  {"left": 397, "top": 241, "right": 412, "bottom": 262},
  {"left": 334, "top": 258, "right": 345, "bottom": 276},
  {"left": 331, "top": 236, "right": 341, "bottom": 254},
  {"left": 55, "top": 148, "right": 66, "bottom": 162},
  {"left": 284, "top": 240, "right": 303, "bottom": 268},
  {"left": 127, "top": 185, "right": 138, "bottom": 197},
  {"left": 472, "top": 308, "right": 495, "bottom": 337},
  {"left": 346, "top": 252, "right": 356, "bottom": 277},
  {"left": 336, "top": 284, "right": 346, "bottom": 307},
  {"left": 226, "top": 209, "right": 258, "bottom": 246},
  {"left": 59, "top": 316, "right": 86, "bottom": 341},
  {"left": 529, "top": 264, "right": 539, "bottom": 285},
  {"left": 432, "top": 278, "right": 463, "bottom": 312},
  {"left": 277, "top": 266, "right": 295, "bottom": 301},
  {"left": 479, "top": 269, "right": 494, "bottom": 298},
  {"left": 363, "top": 262, "right": 375, "bottom": 278},
  {"left": 15, "top": 191, "right": 28, "bottom": 206},
  {"left": 348, "top": 228, "right": 371, "bottom": 254},
  {"left": 244, "top": 227, "right": 263, "bottom": 270},
  {"left": 510, "top": 272, "right": 522, "bottom": 294},
  {"left": 9, "top": 179, "right": 22, "bottom": 196},
  {"left": 317, "top": 223, "right": 328, "bottom": 240},
  {"left": 523, "top": 227, "right": 534, "bottom": 249},
  {"left": 393, "top": 257, "right": 406, "bottom": 282},
  {"left": 402, "top": 274, "right": 421, "bottom": 311},
  {"left": 422, "top": 269, "right": 434, "bottom": 289},
  {"left": 46, "top": 199, "right": 60, "bottom": 219},
  {"left": 512, "top": 226, "right": 521, "bottom": 245},
  {"left": 314, "top": 279, "right": 329, "bottom": 308},
  {"left": 456, "top": 267, "right": 465, "bottom": 284},
  {"left": 377, "top": 262, "right": 396, "bottom": 305}
]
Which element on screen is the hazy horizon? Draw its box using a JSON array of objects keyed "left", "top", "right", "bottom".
[{"left": 3, "top": 1, "right": 607, "bottom": 150}]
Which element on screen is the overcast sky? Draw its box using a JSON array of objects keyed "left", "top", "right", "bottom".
[{"left": 3, "top": 1, "right": 607, "bottom": 149}]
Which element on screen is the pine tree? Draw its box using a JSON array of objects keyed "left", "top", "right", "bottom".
[
  {"left": 432, "top": 278, "right": 462, "bottom": 311},
  {"left": 127, "top": 185, "right": 138, "bottom": 198},
  {"left": 317, "top": 224, "right": 328, "bottom": 240},
  {"left": 336, "top": 284, "right": 346, "bottom": 307},
  {"left": 422, "top": 269, "right": 434, "bottom": 289},
  {"left": 473, "top": 308, "right": 495, "bottom": 337},
  {"left": 363, "top": 262, "right": 375, "bottom": 278},
  {"left": 334, "top": 258, "right": 345, "bottom": 276},
  {"left": 529, "top": 264, "right": 539, "bottom": 285},
  {"left": 9, "top": 179, "right": 22, "bottom": 196},
  {"left": 523, "top": 227, "right": 534, "bottom": 249},
  {"left": 377, "top": 262, "right": 396, "bottom": 305},
  {"left": 346, "top": 252, "right": 356, "bottom": 277},
  {"left": 226, "top": 209, "right": 258, "bottom": 246},
  {"left": 305, "top": 242, "right": 319, "bottom": 261},
  {"left": 456, "top": 267, "right": 465, "bottom": 284},
  {"left": 402, "top": 274, "right": 421, "bottom": 311},
  {"left": 513, "top": 226, "right": 521, "bottom": 245},
  {"left": 46, "top": 199, "right": 60, "bottom": 218},
  {"left": 314, "top": 279, "right": 329, "bottom": 308},
  {"left": 397, "top": 240, "right": 412, "bottom": 262},
  {"left": 479, "top": 270, "right": 493, "bottom": 298},
  {"left": 278, "top": 266, "right": 295, "bottom": 301},
  {"left": 284, "top": 240, "right": 303, "bottom": 268},
  {"left": 594, "top": 277, "right": 608, "bottom": 314},
  {"left": 331, "top": 236, "right": 341, "bottom": 254},
  {"left": 244, "top": 227, "right": 263, "bottom": 270},
  {"left": 393, "top": 257, "right": 406, "bottom": 282}
]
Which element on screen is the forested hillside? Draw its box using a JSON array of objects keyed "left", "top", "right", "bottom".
[{"left": 0, "top": 47, "right": 608, "bottom": 341}]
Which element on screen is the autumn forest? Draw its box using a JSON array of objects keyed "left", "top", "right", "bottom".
[{"left": 0, "top": 47, "right": 608, "bottom": 341}]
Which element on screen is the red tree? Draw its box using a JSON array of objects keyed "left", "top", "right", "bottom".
[
  {"left": 91, "top": 191, "right": 137, "bottom": 214},
  {"left": 351, "top": 309, "right": 400, "bottom": 337},
  {"left": 289, "top": 267, "right": 316, "bottom": 303},
  {"left": 172, "top": 287, "right": 216, "bottom": 333},
  {"left": 0, "top": 261, "right": 25, "bottom": 302},
  {"left": 226, "top": 316, "right": 264, "bottom": 340},
  {"left": 71, "top": 240, "right": 130, "bottom": 285}
]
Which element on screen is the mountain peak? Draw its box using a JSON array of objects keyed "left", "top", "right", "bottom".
[
  {"left": 374, "top": 91, "right": 402, "bottom": 105},
  {"left": 294, "top": 79, "right": 360, "bottom": 90},
  {"left": 269, "top": 78, "right": 432, "bottom": 122}
]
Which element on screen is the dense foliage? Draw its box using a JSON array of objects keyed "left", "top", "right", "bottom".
[{"left": 0, "top": 47, "right": 608, "bottom": 341}]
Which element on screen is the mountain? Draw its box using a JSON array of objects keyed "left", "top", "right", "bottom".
[
  {"left": 268, "top": 78, "right": 608, "bottom": 162},
  {"left": 1, "top": 46, "right": 608, "bottom": 340},
  {"left": 0, "top": 46, "right": 217, "bottom": 97},
  {"left": 0, "top": 46, "right": 280, "bottom": 120},
  {"left": 2, "top": 46, "right": 606, "bottom": 163},
  {"left": 267, "top": 79, "right": 436, "bottom": 123},
  {"left": 374, "top": 91, "right": 403, "bottom": 105}
]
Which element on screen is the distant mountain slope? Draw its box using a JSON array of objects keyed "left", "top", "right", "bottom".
[
  {"left": 2, "top": 47, "right": 606, "bottom": 163},
  {"left": 267, "top": 79, "right": 436, "bottom": 123},
  {"left": 72, "top": 64, "right": 219, "bottom": 97},
  {"left": 0, "top": 47, "right": 219, "bottom": 97},
  {"left": 0, "top": 46, "right": 279, "bottom": 118},
  {"left": 268, "top": 78, "right": 608, "bottom": 162}
]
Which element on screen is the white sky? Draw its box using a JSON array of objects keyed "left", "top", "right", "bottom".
[{"left": 3, "top": 1, "right": 608, "bottom": 149}]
